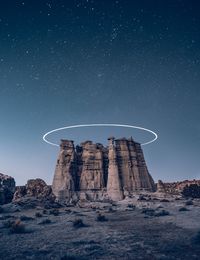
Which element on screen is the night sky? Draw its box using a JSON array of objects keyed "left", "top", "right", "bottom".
[{"left": 0, "top": 0, "right": 200, "bottom": 185}]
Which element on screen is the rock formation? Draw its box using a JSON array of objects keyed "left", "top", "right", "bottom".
[
  {"left": 0, "top": 173, "right": 15, "bottom": 204},
  {"left": 156, "top": 179, "right": 200, "bottom": 195},
  {"left": 52, "top": 137, "right": 155, "bottom": 202},
  {"left": 13, "top": 178, "right": 54, "bottom": 201},
  {"left": 52, "top": 140, "right": 77, "bottom": 202},
  {"left": 12, "top": 178, "right": 56, "bottom": 209},
  {"left": 157, "top": 180, "right": 166, "bottom": 193},
  {"left": 107, "top": 137, "right": 123, "bottom": 201}
]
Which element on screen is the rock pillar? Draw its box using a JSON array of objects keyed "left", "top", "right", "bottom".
[
  {"left": 52, "top": 140, "right": 76, "bottom": 202},
  {"left": 107, "top": 137, "right": 123, "bottom": 201},
  {"left": 79, "top": 141, "right": 105, "bottom": 191}
]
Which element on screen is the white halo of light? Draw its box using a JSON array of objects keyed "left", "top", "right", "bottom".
[{"left": 42, "top": 124, "right": 158, "bottom": 147}]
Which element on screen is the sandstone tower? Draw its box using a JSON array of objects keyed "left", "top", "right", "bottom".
[
  {"left": 52, "top": 137, "right": 155, "bottom": 202},
  {"left": 107, "top": 137, "right": 124, "bottom": 201},
  {"left": 52, "top": 140, "right": 76, "bottom": 202}
]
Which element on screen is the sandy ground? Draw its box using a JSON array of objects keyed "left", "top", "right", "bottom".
[{"left": 0, "top": 197, "right": 200, "bottom": 260}]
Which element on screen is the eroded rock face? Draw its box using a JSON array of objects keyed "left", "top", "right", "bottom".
[
  {"left": 52, "top": 137, "right": 156, "bottom": 202},
  {"left": 26, "top": 179, "right": 53, "bottom": 198},
  {"left": 13, "top": 178, "right": 55, "bottom": 202},
  {"left": 79, "top": 141, "right": 105, "bottom": 190},
  {"left": 107, "top": 137, "right": 123, "bottom": 201},
  {"left": 0, "top": 173, "right": 15, "bottom": 205},
  {"left": 52, "top": 140, "right": 77, "bottom": 202}
]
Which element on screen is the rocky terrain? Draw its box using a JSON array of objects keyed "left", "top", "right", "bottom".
[
  {"left": 0, "top": 193, "right": 200, "bottom": 260},
  {"left": 0, "top": 172, "right": 200, "bottom": 260}
]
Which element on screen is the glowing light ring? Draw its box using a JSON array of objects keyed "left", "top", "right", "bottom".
[{"left": 42, "top": 124, "right": 158, "bottom": 147}]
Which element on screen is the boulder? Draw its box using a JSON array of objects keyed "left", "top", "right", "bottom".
[
  {"left": 25, "top": 178, "right": 53, "bottom": 198},
  {"left": 13, "top": 178, "right": 56, "bottom": 208},
  {"left": 0, "top": 173, "right": 15, "bottom": 204}
]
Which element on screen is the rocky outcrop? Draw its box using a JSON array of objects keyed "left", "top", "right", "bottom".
[
  {"left": 156, "top": 179, "right": 200, "bottom": 195},
  {"left": 157, "top": 180, "right": 166, "bottom": 193},
  {"left": 13, "top": 178, "right": 55, "bottom": 207},
  {"left": 52, "top": 137, "right": 155, "bottom": 202},
  {"left": 0, "top": 173, "right": 15, "bottom": 204}
]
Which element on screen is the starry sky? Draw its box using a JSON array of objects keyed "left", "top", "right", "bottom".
[{"left": 0, "top": 0, "right": 200, "bottom": 185}]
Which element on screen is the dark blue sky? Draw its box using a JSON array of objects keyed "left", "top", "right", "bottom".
[{"left": 0, "top": 0, "right": 200, "bottom": 185}]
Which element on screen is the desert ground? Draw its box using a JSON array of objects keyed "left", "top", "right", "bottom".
[{"left": 0, "top": 195, "right": 200, "bottom": 260}]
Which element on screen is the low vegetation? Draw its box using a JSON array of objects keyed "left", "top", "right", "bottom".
[
  {"left": 179, "top": 207, "right": 189, "bottom": 212},
  {"left": 141, "top": 208, "right": 155, "bottom": 216},
  {"left": 49, "top": 209, "right": 60, "bottom": 216},
  {"left": 38, "top": 218, "right": 51, "bottom": 225},
  {"left": 154, "top": 210, "right": 170, "bottom": 217},
  {"left": 142, "top": 208, "right": 169, "bottom": 217},
  {"left": 185, "top": 200, "right": 193, "bottom": 206},
  {"left": 3, "top": 219, "right": 15, "bottom": 228},
  {"left": 192, "top": 231, "right": 200, "bottom": 244},
  {"left": 20, "top": 215, "right": 34, "bottom": 221},
  {"left": 10, "top": 219, "right": 26, "bottom": 234},
  {"left": 160, "top": 199, "right": 170, "bottom": 202},
  {"left": 182, "top": 184, "right": 200, "bottom": 198},
  {"left": 73, "top": 218, "right": 85, "bottom": 228},
  {"left": 96, "top": 213, "right": 107, "bottom": 222},
  {"left": 127, "top": 204, "right": 136, "bottom": 209},
  {"left": 35, "top": 212, "right": 43, "bottom": 218}
]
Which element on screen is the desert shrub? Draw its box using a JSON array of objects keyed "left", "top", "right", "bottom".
[
  {"left": 153, "top": 198, "right": 159, "bottom": 201},
  {"left": 0, "top": 214, "right": 13, "bottom": 220},
  {"left": 61, "top": 254, "right": 77, "bottom": 260},
  {"left": 108, "top": 207, "right": 114, "bottom": 212},
  {"left": 35, "top": 212, "right": 43, "bottom": 218},
  {"left": 65, "top": 209, "right": 71, "bottom": 212},
  {"left": 73, "top": 218, "right": 85, "bottom": 228},
  {"left": 141, "top": 208, "right": 155, "bottom": 216},
  {"left": 142, "top": 208, "right": 169, "bottom": 217},
  {"left": 179, "top": 207, "right": 189, "bottom": 212},
  {"left": 39, "top": 218, "right": 51, "bottom": 225},
  {"left": 20, "top": 215, "right": 34, "bottom": 221},
  {"left": 154, "top": 210, "right": 169, "bottom": 217},
  {"left": 192, "top": 230, "right": 200, "bottom": 245},
  {"left": 185, "top": 200, "right": 193, "bottom": 206},
  {"left": 127, "top": 204, "right": 135, "bottom": 209},
  {"left": 182, "top": 184, "right": 200, "bottom": 198},
  {"left": 10, "top": 219, "right": 26, "bottom": 234},
  {"left": 138, "top": 195, "right": 147, "bottom": 201},
  {"left": 96, "top": 213, "right": 107, "bottom": 222},
  {"left": 160, "top": 199, "right": 169, "bottom": 202},
  {"left": 3, "top": 219, "right": 15, "bottom": 228},
  {"left": 49, "top": 209, "right": 59, "bottom": 216}
]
